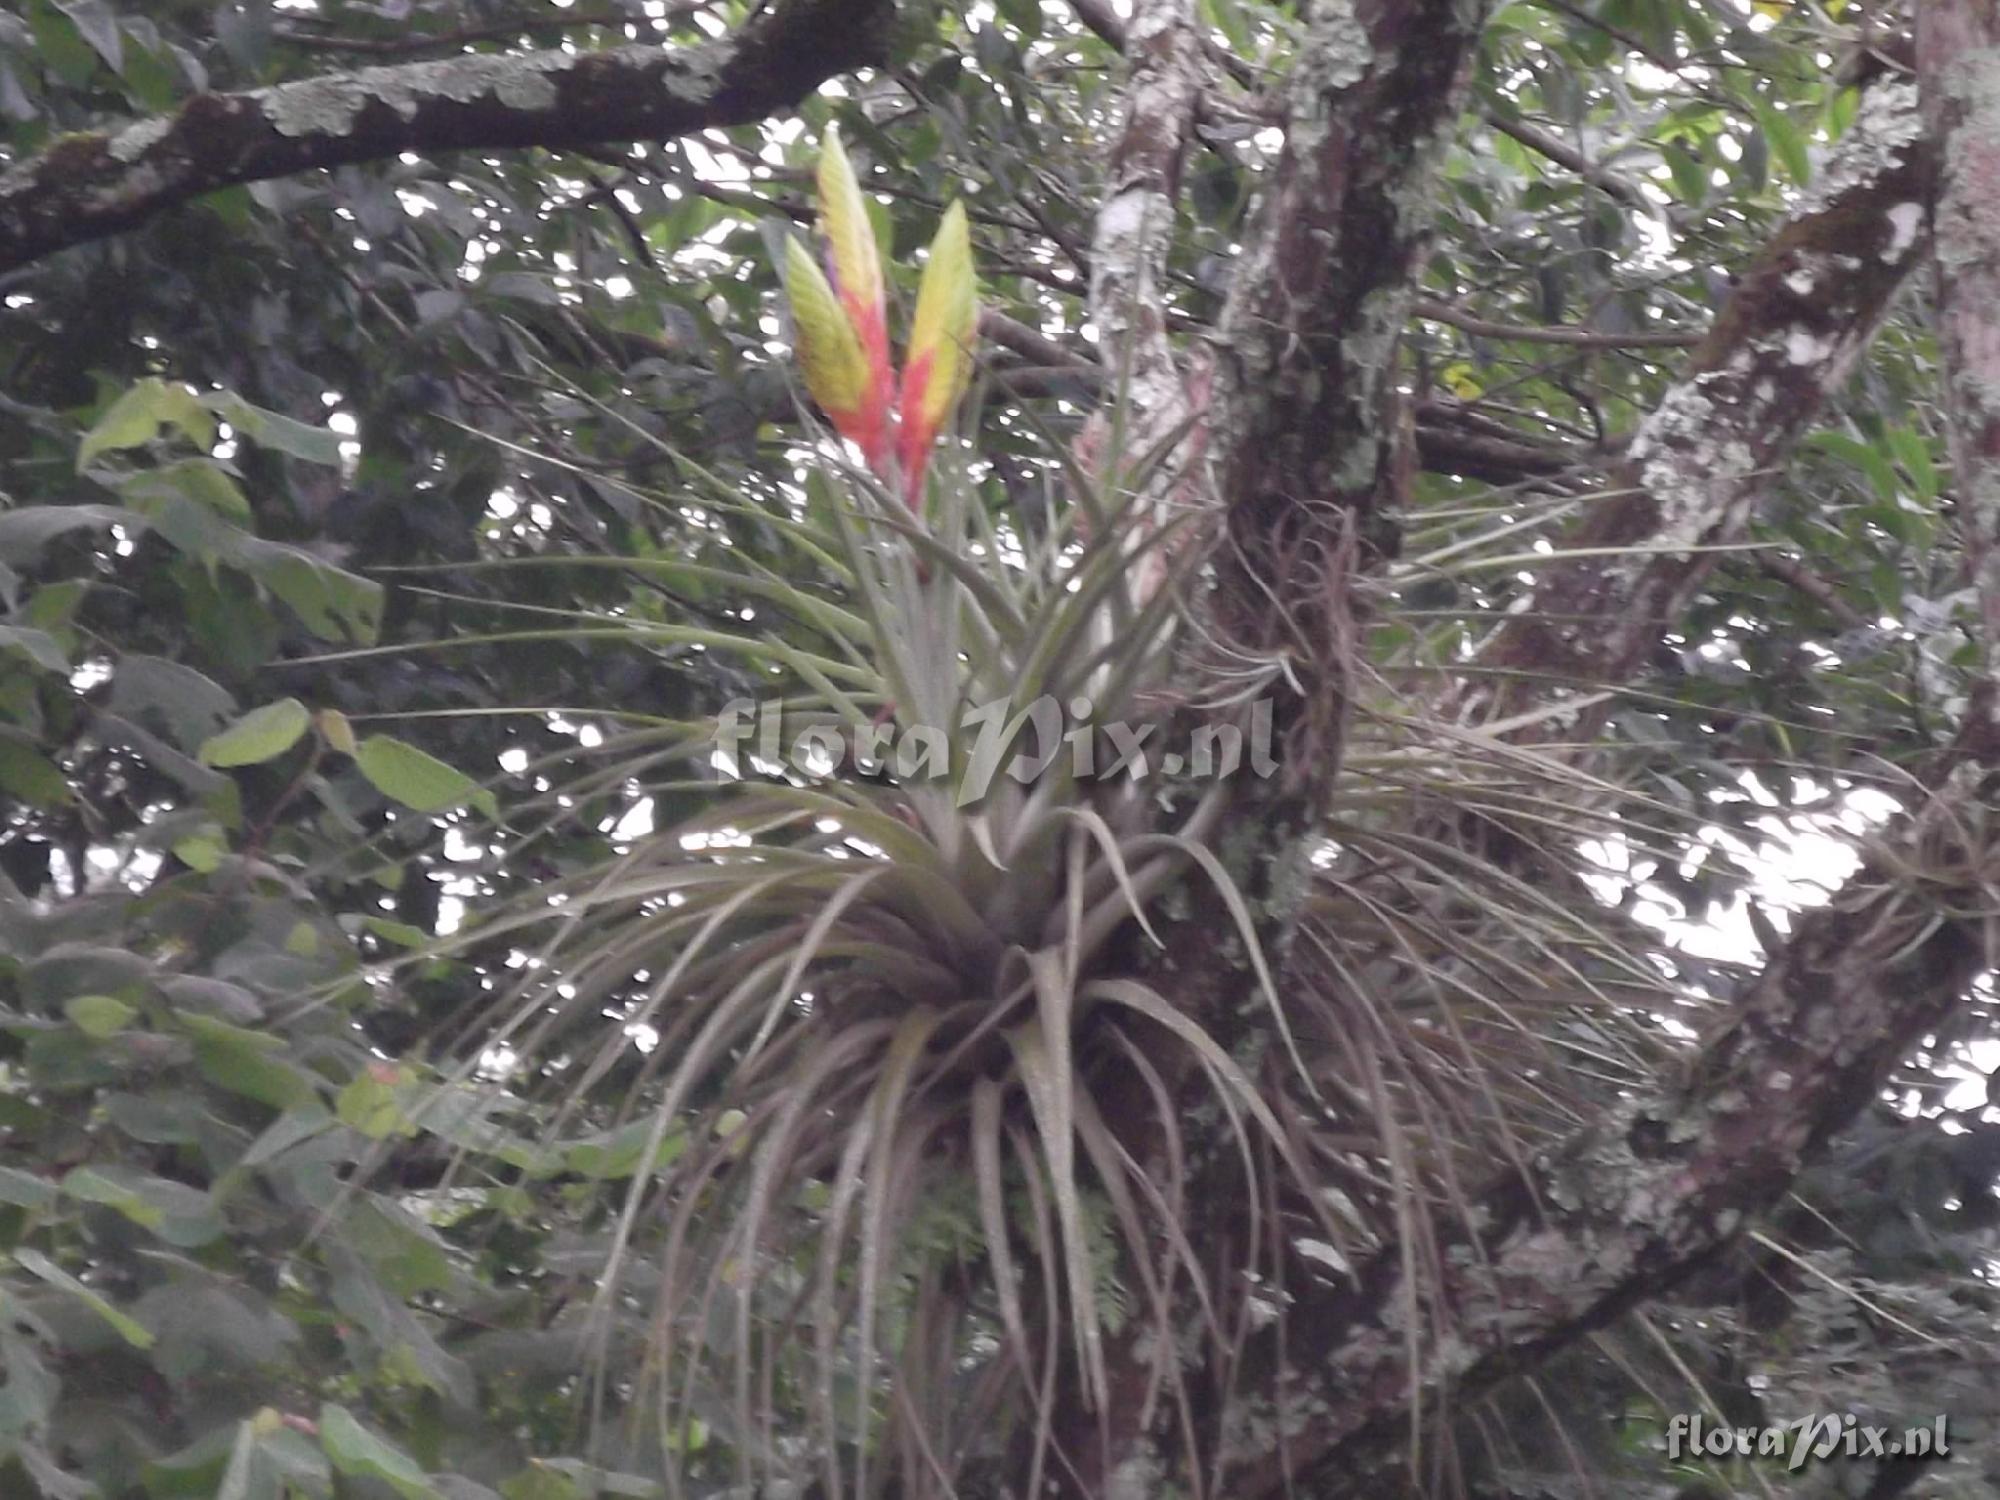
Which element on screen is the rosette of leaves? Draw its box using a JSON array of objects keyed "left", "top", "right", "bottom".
[{"left": 395, "top": 132, "right": 1364, "bottom": 1497}]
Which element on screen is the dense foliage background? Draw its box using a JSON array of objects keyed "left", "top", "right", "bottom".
[{"left": 3, "top": 1, "right": 1998, "bottom": 1497}]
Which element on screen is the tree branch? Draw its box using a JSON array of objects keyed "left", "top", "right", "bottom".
[
  {"left": 1481, "top": 109, "right": 1654, "bottom": 210},
  {"left": 1249, "top": 711, "right": 1998, "bottom": 1496},
  {"left": 1920, "top": 2, "right": 2000, "bottom": 662},
  {"left": 1041, "top": 0, "right": 1499, "bottom": 1486},
  {"left": 1082, "top": 0, "right": 1205, "bottom": 599},
  {"left": 1757, "top": 551, "right": 1873, "bottom": 631},
  {"left": 1199, "top": 0, "right": 1495, "bottom": 816},
  {"left": 271, "top": 9, "right": 680, "bottom": 57},
  {"left": 1412, "top": 296, "right": 1702, "bottom": 348},
  {"left": 1068, "top": 0, "right": 1129, "bottom": 51},
  {"left": 0, "top": 0, "right": 893, "bottom": 275},
  {"left": 1476, "top": 76, "right": 1932, "bottom": 704},
  {"left": 1219, "top": 58, "right": 1992, "bottom": 1498}
]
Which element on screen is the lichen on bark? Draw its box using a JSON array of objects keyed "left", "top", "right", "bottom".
[
  {"left": 1478, "top": 72, "right": 1931, "bottom": 700},
  {"left": 253, "top": 49, "right": 580, "bottom": 138},
  {"left": 0, "top": 0, "right": 894, "bottom": 274}
]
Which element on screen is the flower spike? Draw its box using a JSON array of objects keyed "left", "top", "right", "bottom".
[
  {"left": 777, "top": 133, "right": 977, "bottom": 511},
  {"left": 815, "top": 126, "right": 894, "bottom": 469},
  {"left": 784, "top": 235, "right": 879, "bottom": 457},
  {"left": 896, "top": 200, "right": 978, "bottom": 509}
]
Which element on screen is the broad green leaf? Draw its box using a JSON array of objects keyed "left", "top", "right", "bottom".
[
  {"left": 1886, "top": 424, "right": 1940, "bottom": 501},
  {"left": 115, "top": 29, "right": 181, "bottom": 112},
  {"left": 360, "top": 916, "right": 427, "bottom": 948},
  {"left": 28, "top": 0, "right": 98, "bottom": 86},
  {"left": 118, "top": 458, "right": 254, "bottom": 522},
  {"left": 0, "top": 624, "right": 67, "bottom": 672},
  {"left": 54, "top": 0, "right": 120, "bottom": 72},
  {"left": 181, "top": 1013, "right": 317, "bottom": 1110},
  {"left": 248, "top": 545, "right": 383, "bottom": 643},
  {"left": 13, "top": 1246, "right": 155, "bottom": 1348},
  {"left": 317, "top": 706, "right": 357, "bottom": 755},
  {"left": 61, "top": 1164, "right": 219, "bottom": 1245},
  {"left": 1754, "top": 99, "right": 1812, "bottom": 184},
  {"left": 0, "top": 734, "right": 70, "bottom": 808},
  {"left": 997, "top": 0, "right": 1043, "bottom": 37},
  {"left": 202, "top": 392, "right": 346, "bottom": 466},
  {"left": 501, "top": 1465, "right": 586, "bottom": 1500},
  {"left": 199, "top": 698, "right": 310, "bottom": 767},
  {"left": 78, "top": 378, "right": 215, "bottom": 469},
  {"left": 62, "top": 1165, "right": 163, "bottom": 1228},
  {"left": 1808, "top": 429, "right": 1902, "bottom": 503},
  {"left": 345, "top": 1196, "right": 452, "bottom": 1296},
  {"left": 64, "top": 993, "right": 134, "bottom": 1037},
  {"left": 123, "top": 485, "right": 380, "bottom": 643},
  {"left": 172, "top": 828, "right": 227, "bottom": 873},
  {"left": 1663, "top": 140, "right": 1707, "bottom": 207},
  {"left": 215, "top": 1419, "right": 261, "bottom": 1500},
  {"left": 336, "top": 1068, "right": 414, "bottom": 1140},
  {"left": 241, "top": 1104, "right": 336, "bottom": 1168},
  {"left": 354, "top": 735, "right": 496, "bottom": 816},
  {"left": 0, "top": 1165, "right": 58, "bottom": 1210},
  {"left": 564, "top": 1119, "right": 686, "bottom": 1179},
  {"left": 504, "top": 1461, "right": 662, "bottom": 1499},
  {"left": 0, "top": 504, "right": 134, "bottom": 565},
  {"left": 319, "top": 1404, "right": 439, "bottom": 1500}
]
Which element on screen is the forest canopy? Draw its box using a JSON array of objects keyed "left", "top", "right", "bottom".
[{"left": 3, "top": 1, "right": 1999, "bottom": 1498}]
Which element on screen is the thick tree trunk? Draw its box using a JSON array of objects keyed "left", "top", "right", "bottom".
[
  {"left": 1063, "top": 6, "right": 2000, "bottom": 1495},
  {"left": 1922, "top": 0, "right": 2000, "bottom": 659}
]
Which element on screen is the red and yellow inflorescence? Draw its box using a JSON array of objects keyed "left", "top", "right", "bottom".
[{"left": 781, "top": 128, "right": 977, "bottom": 511}]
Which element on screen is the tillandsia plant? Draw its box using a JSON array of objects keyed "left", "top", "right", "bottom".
[
  {"left": 373, "top": 128, "right": 1695, "bottom": 1500},
  {"left": 301, "top": 134, "right": 1701, "bottom": 1500},
  {"left": 780, "top": 126, "right": 977, "bottom": 512},
  {"left": 387, "top": 131, "right": 1388, "bottom": 1499}
]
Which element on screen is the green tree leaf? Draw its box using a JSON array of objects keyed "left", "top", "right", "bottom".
[
  {"left": 319, "top": 1404, "right": 440, "bottom": 1500},
  {"left": 54, "top": 0, "right": 121, "bottom": 73},
  {"left": 77, "top": 377, "right": 215, "bottom": 469},
  {"left": 336, "top": 1068, "right": 413, "bottom": 1140},
  {"left": 180, "top": 1013, "right": 317, "bottom": 1110},
  {"left": 0, "top": 733, "right": 71, "bottom": 808},
  {"left": 13, "top": 1247, "right": 155, "bottom": 1348},
  {"left": 64, "top": 994, "right": 134, "bottom": 1037},
  {"left": 203, "top": 392, "right": 346, "bottom": 466},
  {"left": 354, "top": 735, "right": 496, "bottom": 816},
  {"left": 199, "top": 698, "right": 310, "bottom": 767}
]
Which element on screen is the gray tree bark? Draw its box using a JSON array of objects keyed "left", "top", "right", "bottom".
[
  {"left": 0, "top": 0, "right": 891, "bottom": 274},
  {"left": 1063, "top": 3, "right": 2000, "bottom": 1493}
]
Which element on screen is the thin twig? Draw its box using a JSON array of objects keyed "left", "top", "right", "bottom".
[
  {"left": 577, "top": 171, "right": 660, "bottom": 272},
  {"left": 1758, "top": 552, "right": 1872, "bottom": 631},
  {"left": 1413, "top": 297, "right": 1702, "bottom": 349},
  {"left": 1481, "top": 111, "right": 1654, "bottom": 211}
]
